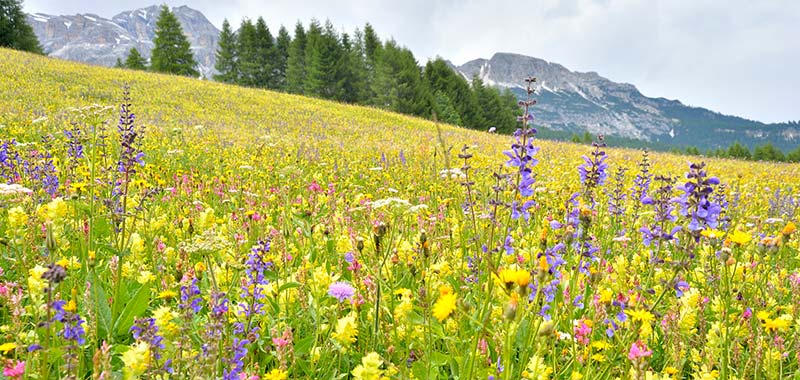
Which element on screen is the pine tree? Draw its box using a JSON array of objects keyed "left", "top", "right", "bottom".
[
  {"left": 213, "top": 19, "right": 238, "bottom": 83},
  {"left": 254, "top": 17, "right": 276, "bottom": 88},
  {"left": 114, "top": 57, "right": 124, "bottom": 68},
  {"left": 150, "top": 5, "right": 198, "bottom": 77},
  {"left": 274, "top": 26, "right": 291, "bottom": 90},
  {"left": 285, "top": 22, "right": 307, "bottom": 94},
  {"left": 124, "top": 47, "right": 147, "bottom": 70},
  {"left": 0, "top": 0, "right": 43, "bottom": 53}
]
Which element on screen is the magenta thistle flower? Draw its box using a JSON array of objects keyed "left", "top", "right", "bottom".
[{"left": 328, "top": 281, "right": 355, "bottom": 302}]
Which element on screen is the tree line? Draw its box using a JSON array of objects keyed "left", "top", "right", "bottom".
[{"left": 210, "top": 17, "right": 520, "bottom": 132}]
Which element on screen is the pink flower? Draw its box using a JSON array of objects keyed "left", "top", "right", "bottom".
[
  {"left": 628, "top": 341, "right": 652, "bottom": 361},
  {"left": 3, "top": 360, "right": 25, "bottom": 378}
]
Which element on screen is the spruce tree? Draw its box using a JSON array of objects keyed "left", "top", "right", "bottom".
[
  {"left": 213, "top": 19, "right": 238, "bottom": 83},
  {"left": 0, "top": 0, "right": 43, "bottom": 53},
  {"left": 285, "top": 22, "right": 307, "bottom": 94},
  {"left": 124, "top": 47, "right": 147, "bottom": 70},
  {"left": 254, "top": 17, "right": 276, "bottom": 88},
  {"left": 363, "top": 23, "right": 380, "bottom": 65},
  {"left": 236, "top": 19, "right": 258, "bottom": 87},
  {"left": 274, "top": 26, "right": 291, "bottom": 90},
  {"left": 304, "top": 20, "right": 340, "bottom": 98},
  {"left": 150, "top": 5, "right": 198, "bottom": 77},
  {"left": 347, "top": 29, "right": 369, "bottom": 103},
  {"left": 114, "top": 57, "right": 124, "bottom": 68}
]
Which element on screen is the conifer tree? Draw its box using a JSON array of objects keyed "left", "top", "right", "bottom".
[
  {"left": 254, "top": 17, "right": 276, "bottom": 88},
  {"left": 236, "top": 19, "right": 259, "bottom": 87},
  {"left": 150, "top": 5, "right": 198, "bottom": 77},
  {"left": 124, "top": 47, "right": 147, "bottom": 70},
  {"left": 304, "top": 20, "right": 341, "bottom": 98},
  {"left": 0, "top": 0, "right": 43, "bottom": 53},
  {"left": 213, "top": 19, "right": 238, "bottom": 83},
  {"left": 274, "top": 26, "right": 291, "bottom": 90},
  {"left": 285, "top": 22, "right": 307, "bottom": 94}
]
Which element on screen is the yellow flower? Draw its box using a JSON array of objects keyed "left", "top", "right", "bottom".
[
  {"left": 598, "top": 289, "right": 613, "bottom": 304},
  {"left": 122, "top": 342, "right": 151, "bottom": 380},
  {"left": 432, "top": 288, "right": 457, "bottom": 322},
  {"left": 263, "top": 368, "right": 288, "bottom": 380},
  {"left": 70, "top": 182, "right": 87, "bottom": 193},
  {"left": 626, "top": 309, "right": 655, "bottom": 324},
  {"left": 0, "top": 342, "right": 17, "bottom": 354},
  {"left": 136, "top": 271, "right": 154, "bottom": 284},
  {"left": 27, "top": 264, "right": 49, "bottom": 298},
  {"left": 129, "top": 233, "right": 145, "bottom": 255},
  {"left": 700, "top": 229, "right": 724, "bottom": 239},
  {"left": 727, "top": 230, "right": 751, "bottom": 246},
  {"left": 152, "top": 306, "right": 179, "bottom": 336},
  {"left": 763, "top": 315, "right": 791, "bottom": 332},
  {"left": 332, "top": 313, "right": 358, "bottom": 348},
  {"left": 42, "top": 197, "right": 68, "bottom": 223},
  {"left": 7, "top": 206, "right": 27, "bottom": 229},
  {"left": 157, "top": 290, "right": 178, "bottom": 299},
  {"left": 782, "top": 222, "right": 796, "bottom": 235},
  {"left": 523, "top": 354, "right": 552, "bottom": 380},
  {"left": 352, "top": 352, "right": 383, "bottom": 380},
  {"left": 64, "top": 299, "right": 77, "bottom": 312},
  {"left": 194, "top": 261, "right": 207, "bottom": 273}
]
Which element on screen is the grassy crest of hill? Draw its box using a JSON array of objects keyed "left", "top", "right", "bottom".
[
  {"left": 1, "top": 47, "right": 798, "bottom": 189},
  {"left": 3, "top": 47, "right": 800, "bottom": 380}
]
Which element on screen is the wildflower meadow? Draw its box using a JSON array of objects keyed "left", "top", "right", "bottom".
[{"left": 1, "top": 48, "right": 799, "bottom": 380}]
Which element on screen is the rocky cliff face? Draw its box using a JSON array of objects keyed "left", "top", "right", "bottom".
[
  {"left": 455, "top": 53, "right": 798, "bottom": 150},
  {"left": 27, "top": 5, "right": 219, "bottom": 78}
]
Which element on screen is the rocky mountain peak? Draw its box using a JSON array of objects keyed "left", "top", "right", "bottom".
[{"left": 27, "top": 5, "right": 219, "bottom": 78}]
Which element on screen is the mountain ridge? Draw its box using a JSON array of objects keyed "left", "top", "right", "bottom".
[
  {"left": 26, "top": 5, "right": 219, "bottom": 78},
  {"left": 454, "top": 52, "right": 798, "bottom": 150},
  {"left": 25, "top": 6, "right": 798, "bottom": 151}
]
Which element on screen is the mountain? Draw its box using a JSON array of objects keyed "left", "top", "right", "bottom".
[
  {"left": 26, "top": 5, "right": 219, "bottom": 78},
  {"left": 455, "top": 53, "right": 799, "bottom": 151},
  {"left": 25, "top": 5, "right": 797, "bottom": 151}
]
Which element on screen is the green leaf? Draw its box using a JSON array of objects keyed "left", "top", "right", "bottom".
[
  {"left": 295, "top": 334, "right": 315, "bottom": 356},
  {"left": 89, "top": 272, "right": 113, "bottom": 341},
  {"left": 114, "top": 283, "right": 151, "bottom": 337},
  {"left": 278, "top": 282, "right": 302, "bottom": 292}
]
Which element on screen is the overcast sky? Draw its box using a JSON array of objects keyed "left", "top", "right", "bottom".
[{"left": 23, "top": 0, "right": 800, "bottom": 123}]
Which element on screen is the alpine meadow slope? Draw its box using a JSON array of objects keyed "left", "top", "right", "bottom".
[
  {"left": 1, "top": 47, "right": 800, "bottom": 380},
  {"left": 25, "top": 5, "right": 799, "bottom": 152}
]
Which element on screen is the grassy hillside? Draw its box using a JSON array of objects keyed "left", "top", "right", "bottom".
[{"left": 1, "top": 48, "right": 800, "bottom": 379}]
